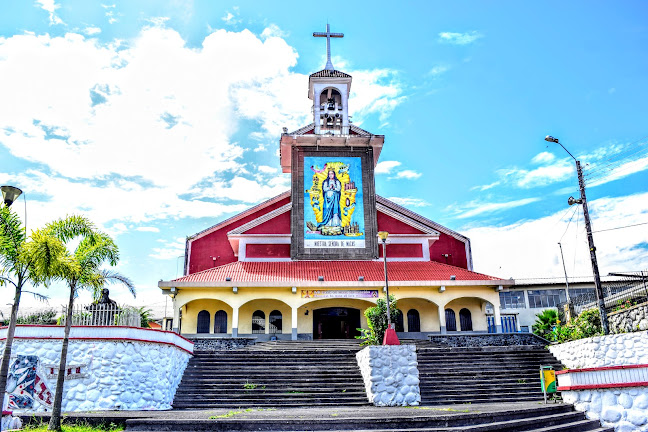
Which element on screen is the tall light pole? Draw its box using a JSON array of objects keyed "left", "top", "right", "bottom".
[
  {"left": 378, "top": 231, "right": 399, "bottom": 345},
  {"left": 545, "top": 136, "right": 609, "bottom": 334},
  {"left": 378, "top": 231, "right": 392, "bottom": 329}
]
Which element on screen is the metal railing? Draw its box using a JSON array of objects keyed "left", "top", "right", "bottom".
[{"left": 60, "top": 304, "right": 141, "bottom": 327}]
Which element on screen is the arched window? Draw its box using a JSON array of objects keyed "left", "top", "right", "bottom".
[
  {"left": 252, "top": 310, "right": 265, "bottom": 334},
  {"left": 407, "top": 309, "right": 421, "bottom": 333},
  {"left": 269, "top": 310, "right": 282, "bottom": 334},
  {"left": 394, "top": 309, "right": 404, "bottom": 332},
  {"left": 214, "top": 310, "right": 227, "bottom": 333},
  {"left": 196, "top": 310, "right": 210, "bottom": 334},
  {"left": 459, "top": 308, "right": 473, "bottom": 331},
  {"left": 445, "top": 309, "right": 457, "bottom": 332}
]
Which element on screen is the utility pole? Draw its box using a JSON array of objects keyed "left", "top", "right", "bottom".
[{"left": 545, "top": 136, "right": 609, "bottom": 335}]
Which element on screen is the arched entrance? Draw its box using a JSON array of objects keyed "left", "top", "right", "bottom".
[{"left": 313, "top": 307, "right": 361, "bottom": 339}]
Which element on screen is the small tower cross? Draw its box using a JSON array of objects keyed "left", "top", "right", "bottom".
[{"left": 313, "top": 24, "right": 344, "bottom": 71}]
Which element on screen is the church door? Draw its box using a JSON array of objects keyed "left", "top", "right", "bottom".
[
  {"left": 313, "top": 307, "right": 361, "bottom": 339},
  {"left": 459, "top": 308, "right": 473, "bottom": 331}
]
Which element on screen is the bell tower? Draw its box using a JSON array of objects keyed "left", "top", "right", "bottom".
[{"left": 311, "top": 24, "right": 351, "bottom": 135}]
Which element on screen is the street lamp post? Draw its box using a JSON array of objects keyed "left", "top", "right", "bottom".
[
  {"left": 545, "top": 136, "right": 609, "bottom": 334},
  {"left": 378, "top": 231, "right": 400, "bottom": 345}
]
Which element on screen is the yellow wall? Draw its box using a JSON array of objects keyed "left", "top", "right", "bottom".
[{"left": 172, "top": 284, "right": 500, "bottom": 335}]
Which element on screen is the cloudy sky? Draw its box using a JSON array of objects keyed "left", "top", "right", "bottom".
[{"left": 1, "top": 1, "right": 647, "bottom": 316}]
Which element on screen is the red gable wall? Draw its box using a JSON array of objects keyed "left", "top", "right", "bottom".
[
  {"left": 188, "top": 196, "right": 290, "bottom": 274},
  {"left": 187, "top": 197, "right": 469, "bottom": 273}
]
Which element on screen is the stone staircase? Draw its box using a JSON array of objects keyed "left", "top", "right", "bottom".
[
  {"left": 413, "top": 343, "right": 563, "bottom": 405},
  {"left": 172, "top": 339, "right": 367, "bottom": 409}
]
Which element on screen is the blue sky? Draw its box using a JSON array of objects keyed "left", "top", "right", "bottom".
[{"left": 1, "top": 1, "right": 647, "bottom": 315}]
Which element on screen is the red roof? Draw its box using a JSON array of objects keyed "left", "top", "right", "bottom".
[{"left": 173, "top": 261, "right": 500, "bottom": 283}]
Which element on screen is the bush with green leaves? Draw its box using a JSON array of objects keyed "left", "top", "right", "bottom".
[
  {"left": 356, "top": 294, "right": 400, "bottom": 346},
  {"left": 549, "top": 308, "right": 603, "bottom": 343},
  {"left": 16, "top": 309, "right": 57, "bottom": 325},
  {"left": 532, "top": 309, "right": 559, "bottom": 339}
]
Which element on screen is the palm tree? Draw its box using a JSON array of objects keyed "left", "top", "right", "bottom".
[
  {"left": 532, "top": 309, "right": 559, "bottom": 339},
  {"left": 27, "top": 216, "right": 135, "bottom": 431},
  {"left": 0, "top": 205, "right": 52, "bottom": 416}
]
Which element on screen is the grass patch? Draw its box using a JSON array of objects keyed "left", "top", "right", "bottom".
[
  {"left": 407, "top": 406, "right": 472, "bottom": 413},
  {"left": 23, "top": 423, "right": 123, "bottom": 432},
  {"left": 208, "top": 408, "right": 275, "bottom": 419}
]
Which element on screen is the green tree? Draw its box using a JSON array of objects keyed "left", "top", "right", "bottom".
[
  {"left": 0, "top": 205, "right": 54, "bottom": 416},
  {"left": 356, "top": 294, "right": 400, "bottom": 346},
  {"left": 532, "top": 309, "right": 559, "bottom": 339},
  {"left": 25, "top": 216, "right": 135, "bottom": 431}
]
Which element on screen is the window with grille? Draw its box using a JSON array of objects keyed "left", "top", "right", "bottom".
[
  {"left": 196, "top": 310, "right": 210, "bottom": 334},
  {"left": 499, "top": 291, "right": 526, "bottom": 309},
  {"left": 252, "top": 310, "right": 265, "bottom": 334},
  {"left": 445, "top": 309, "right": 457, "bottom": 331},
  {"left": 269, "top": 310, "right": 282, "bottom": 334},
  {"left": 527, "top": 289, "right": 567, "bottom": 308},
  {"left": 214, "top": 310, "right": 227, "bottom": 333}
]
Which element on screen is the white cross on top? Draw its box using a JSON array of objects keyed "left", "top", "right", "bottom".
[{"left": 313, "top": 24, "right": 344, "bottom": 71}]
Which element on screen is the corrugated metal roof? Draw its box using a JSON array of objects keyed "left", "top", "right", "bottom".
[{"left": 173, "top": 261, "right": 500, "bottom": 283}]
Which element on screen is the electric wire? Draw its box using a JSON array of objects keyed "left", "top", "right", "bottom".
[
  {"left": 559, "top": 206, "right": 579, "bottom": 243},
  {"left": 584, "top": 141, "right": 648, "bottom": 181},
  {"left": 584, "top": 134, "right": 648, "bottom": 177},
  {"left": 591, "top": 221, "right": 648, "bottom": 234}
]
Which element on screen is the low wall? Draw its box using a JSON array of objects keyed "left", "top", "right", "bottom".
[
  {"left": 356, "top": 345, "right": 420, "bottom": 406},
  {"left": 550, "top": 331, "right": 648, "bottom": 431},
  {"left": 427, "top": 333, "right": 547, "bottom": 347},
  {"left": 609, "top": 302, "right": 648, "bottom": 334},
  {"left": 0, "top": 325, "right": 193, "bottom": 412},
  {"left": 190, "top": 337, "right": 256, "bottom": 351}
]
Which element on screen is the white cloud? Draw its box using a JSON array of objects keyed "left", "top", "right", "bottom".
[
  {"left": 465, "top": 192, "right": 648, "bottom": 278},
  {"left": 395, "top": 170, "right": 422, "bottom": 179},
  {"left": 452, "top": 197, "right": 540, "bottom": 219},
  {"left": 83, "top": 27, "right": 102, "bottom": 36},
  {"left": 35, "top": 0, "right": 64, "bottom": 25},
  {"left": 221, "top": 11, "right": 240, "bottom": 25},
  {"left": 608, "top": 87, "right": 616, "bottom": 94},
  {"left": 375, "top": 161, "right": 401, "bottom": 175},
  {"left": 471, "top": 181, "right": 500, "bottom": 192},
  {"left": 136, "top": 226, "right": 160, "bottom": 232},
  {"left": 586, "top": 154, "right": 648, "bottom": 188},
  {"left": 387, "top": 197, "right": 430, "bottom": 207},
  {"left": 150, "top": 237, "right": 185, "bottom": 260},
  {"left": 261, "top": 24, "right": 288, "bottom": 39},
  {"left": 428, "top": 65, "right": 449, "bottom": 77},
  {"left": 349, "top": 69, "right": 405, "bottom": 124},
  {"left": 438, "top": 31, "right": 483, "bottom": 45},
  {"left": 257, "top": 165, "right": 278, "bottom": 174},
  {"left": 0, "top": 26, "right": 403, "bottom": 229},
  {"left": 253, "top": 143, "right": 267, "bottom": 152},
  {"left": 531, "top": 152, "right": 556, "bottom": 164}
]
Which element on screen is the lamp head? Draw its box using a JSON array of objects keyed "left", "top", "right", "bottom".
[
  {"left": 1, "top": 185, "right": 22, "bottom": 207},
  {"left": 545, "top": 135, "right": 559, "bottom": 143},
  {"left": 378, "top": 231, "right": 389, "bottom": 241},
  {"left": 568, "top": 196, "right": 583, "bottom": 206}
]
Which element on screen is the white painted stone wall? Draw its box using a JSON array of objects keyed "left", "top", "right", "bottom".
[
  {"left": 1, "top": 326, "right": 192, "bottom": 412},
  {"left": 550, "top": 331, "right": 648, "bottom": 432},
  {"left": 549, "top": 331, "right": 648, "bottom": 368},
  {"left": 356, "top": 344, "right": 420, "bottom": 406}
]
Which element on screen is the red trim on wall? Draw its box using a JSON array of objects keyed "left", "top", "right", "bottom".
[
  {"left": 555, "top": 364, "right": 648, "bottom": 375},
  {"left": 3, "top": 335, "right": 194, "bottom": 355},
  {"left": 558, "top": 382, "right": 648, "bottom": 391},
  {"left": 1, "top": 325, "right": 194, "bottom": 345}
]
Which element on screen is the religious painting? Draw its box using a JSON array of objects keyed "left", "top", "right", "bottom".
[
  {"left": 291, "top": 147, "right": 377, "bottom": 260},
  {"left": 303, "top": 156, "right": 365, "bottom": 249}
]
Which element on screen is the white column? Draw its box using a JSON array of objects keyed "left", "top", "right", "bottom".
[
  {"left": 493, "top": 303, "right": 502, "bottom": 333},
  {"left": 172, "top": 302, "right": 181, "bottom": 333},
  {"left": 291, "top": 306, "right": 298, "bottom": 341},
  {"left": 232, "top": 306, "right": 239, "bottom": 337},
  {"left": 438, "top": 304, "right": 446, "bottom": 334}
]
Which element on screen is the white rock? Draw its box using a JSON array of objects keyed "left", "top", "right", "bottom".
[
  {"left": 601, "top": 407, "right": 622, "bottom": 423},
  {"left": 634, "top": 394, "right": 648, "bottom": 409},
  {"left": 618, "top": 392, "right": 634, "bottom": 409},
  {"left": 616, "top": 420, "right": 641, "bottom": 432},
  {"left": 627, "top": 409, "right": 648, "bottom": 426}
]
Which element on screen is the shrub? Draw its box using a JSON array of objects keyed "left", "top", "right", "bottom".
[
  {"left": 548, "top": 308, "right": 603, "bottom": 343},
  {"left": 532, "top": 309, "right": 558, "bottom": 339},
  {"left": 356, "top": 294, "right": 400, "bottom": 346},
  {"left": 15, "top": 309, "right": 57, "bottom": 325}
]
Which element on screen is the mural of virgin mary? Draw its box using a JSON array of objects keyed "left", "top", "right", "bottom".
[{"left": 317, "top": 168, "right": 342, "bottom": 229}]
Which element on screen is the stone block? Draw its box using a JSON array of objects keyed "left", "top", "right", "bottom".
[
  {"left": 601, "top": 407, "right": 622, "bottom": 423},
  {"left": 627, "top": 409, "right": 648, "bottom": 426}
]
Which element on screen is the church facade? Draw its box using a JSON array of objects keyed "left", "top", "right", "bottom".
[{"left": 159, "top": 26, "right": 513, "bottom": 340}]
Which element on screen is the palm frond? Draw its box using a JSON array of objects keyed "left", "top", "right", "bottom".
[
  {"left": 21, "top": 290, "right": 50, "bottom": 303},
  {"left": 76, "top": 232, "right": 119, "bottom": 270},
  {"left": 0, "top": 206, "right": 26, "bottom": 272},
  {"left": 84, "top": 269, "right": 136, "bottom": 299},
  {"left": 21, "top": 229, "right": 78, "bottom": 284},
  {"left": 45, "top": 215, "right": 96, "bottom": 243}
]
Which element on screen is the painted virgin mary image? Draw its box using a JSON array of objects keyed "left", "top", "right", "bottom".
[{"left": 318, "top": 168, "right": 342, "bottom": 229}]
